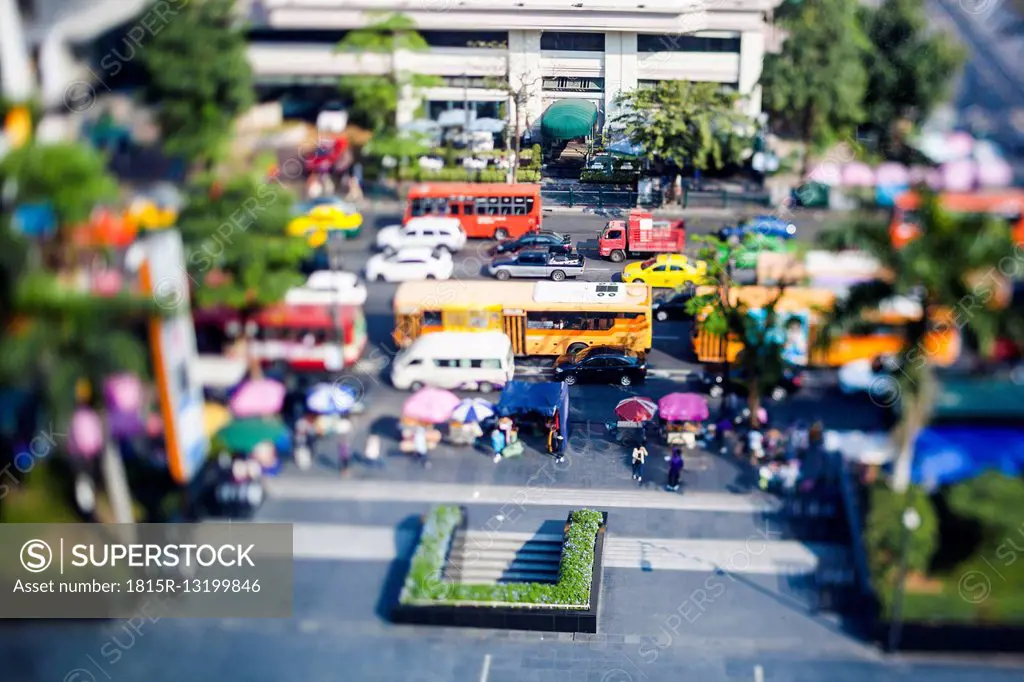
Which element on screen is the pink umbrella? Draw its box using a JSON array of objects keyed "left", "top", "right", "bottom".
[
  {"left": 875, "top": 162, "right": 909, "bottom": 186},
  {"left": 69, "top": 408, "right": 103, "bottom": 459},
  {"left": 615, "top": 397, "right": 658, "bottom": 423},
  {"left": 942, "top": 160, "right": 976, "bottom": 192},
  {"left": 908, "top": 165, "right": 943, "bottom": 189},
  {"left": 804, "top": 161, "right": 840, "bottom": 186},
  {"left": 402, "top": 387, "right": 461, "bottom": 424},
  {"left": 840, "top": 162, "right": 876, "bottom": 187},
  {"left": 230, "top": 379, "right": 286, "bottom": 418},
  {"left": 946, "top": 132, "right": 975, "bottom": 159},
  {"left": 105, "top": 373, "right": 145, "bottom": 439},
  {"left": 977, "top": 159, "right": 1013, "bottom": 188},
  {"left": 658, "top": 393, "right": 710, "bottom": 422}
]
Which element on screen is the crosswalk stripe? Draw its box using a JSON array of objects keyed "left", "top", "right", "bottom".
[
  {"left": 264, "top": 478, "right": 783, "bottom": 514},
  {"left": 267, "top": 522, "right": 849, "bottom": 579}
]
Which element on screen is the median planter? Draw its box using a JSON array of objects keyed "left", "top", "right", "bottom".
[{"left": 391, "top": 507, "right": 607, "bottom": 633}]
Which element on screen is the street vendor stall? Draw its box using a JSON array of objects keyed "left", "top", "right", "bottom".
[
  {"left": 400, "top": 387, "right": 459, "bottom": 452},
  {"left": 658, "top": 393, "right": 709, "bottom": 448},
  {"left": 214, "top": 417, "right": 291, "bottom": 475},
  {"left": 495, "top": 381, "right": 570, "bottom": 458},
  {"left": 448, "top": 398, "right": 493, "bottom": 445},
  {"left": 611, "top": 397, "right": 657, "bottom": 445}
]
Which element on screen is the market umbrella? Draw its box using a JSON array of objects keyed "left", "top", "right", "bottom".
[
  {"left": 204, "top": 402, "right": 232, "bottom": 438},
  {"left": 840, "top": 162, "right": 875, "bottom": 187},
  {"left": 468, "top": 117, "right": 506, "bottom": 134},
  {"left": 875, "top": 162, "right": 909, "bottom": 186},
  {"left": 450, "top": 398, "right": 495, "bottom": 424},
  {"left": 941, "top": 160, "right": 976, "bottom": 192},
  {"left": 306, "top": 382, "right": 359, "bottom": 415},
  {"left": 908, "top": 165, "right": 943, "bottom": 189},
  {"left": 215, "top": 417, "right": 289, "bottom": 454},
  {"left": 230, "top": 379, "right": 286, "bottom": 418},
  {"left": 401, "top": 118, "right": 441, "bottom": 134},
  {"left": 977, "top": 159, "right": 1013, "bottom": 188},
  {"left": 615, "top": 397, "right": 657, "bottom": 423},
  {"left": 657, "top": 393, "right": 710, "bottom": 422},
  {"left": 402, "top": 387, "right": 461, "bottom": 424}
]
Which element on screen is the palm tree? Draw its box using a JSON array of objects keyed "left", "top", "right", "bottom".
[{"left": 817, "top": 189, "right": 1024, "bottom": 491}]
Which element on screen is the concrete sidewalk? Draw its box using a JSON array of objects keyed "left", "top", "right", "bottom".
[{"left": 264, "top": 477, "right": 782, "bottom": 513}]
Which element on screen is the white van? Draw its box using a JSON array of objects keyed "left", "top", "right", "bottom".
[{"left": 390, "top": 331, "right": 514, "bottom": 392}]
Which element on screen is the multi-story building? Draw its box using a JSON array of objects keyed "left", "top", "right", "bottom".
[{"left": 248, "top": 0, "right": 782, "bottom": 135}]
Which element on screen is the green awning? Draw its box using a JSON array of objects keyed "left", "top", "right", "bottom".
[
  {"left": 215, "top": 417, "right": 289, "bottom": 453},
  {"left": 541, "top": 100, "right": 598, "bottom": 140}
]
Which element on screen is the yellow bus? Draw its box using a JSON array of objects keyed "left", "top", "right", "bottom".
[
  {"left": 692, "top": 286, "right": 961, "bottom": 367},
  {"left": 392, "top": 280, "right": 653, "bottom": 356}
]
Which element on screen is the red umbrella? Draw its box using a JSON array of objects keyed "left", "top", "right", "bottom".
[{"left": 615, "top": 397, "right": 657, "bottom": 423}]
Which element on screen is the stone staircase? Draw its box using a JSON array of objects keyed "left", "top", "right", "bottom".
[{"left": 443, "top": 530, "right": 563, "bottom": 585}]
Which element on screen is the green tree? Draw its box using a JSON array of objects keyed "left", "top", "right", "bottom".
[
  {"left": 140, "top": 0, "right": 254, "bottom": 169},
  {"left": 685, "top": 236, "right": 798, "bottom": 427},
  {"left": 336, "top": 13, "right": 441, "bottom": 134},
  {"left": 818, "top": 192, "right": 1024, "bottom": 492},
  {"left": 760, "top": 0, "right": 869, "bottom": 175},
  {"left": 946, "top": 471, "right": 1024, "bottom": 544},
  {"left": 176, "top": 174, "right": 310, "bottom": 311},
  {"left": 859, "top": 0, "right": 965, "bottom": 146},
  {"left": 864, "top": 484, "right": 938, "bottom": 590},
  {"left": 614, "top": 81, "right": 752, "bottom": 171}
]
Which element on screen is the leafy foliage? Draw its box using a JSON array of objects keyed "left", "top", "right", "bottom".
[
  {"left": 761, "top": 0, "right": 868, "bottom": 172},
  {"left": 864, "top": 484, "right": 939, "bottom": 586},
  {"left": 176, "top": 174, "right": 309, "bottom": 310},
  {"left": 614, "top": 81, "right": 752, "bottom": 171},
  {"left": 859, "top": 0, "right": 966, "bottom": 140},
  {"left": 685, "top": 235, "right": 795, "bottom": 426},
  {"left": 140, "top": 0, "right": 254, "bottom": 167},
  {"left": 945, "top": 471, "right": 1024, "bottom": 542},
  {"left": 336, "top": 13, "right": 441, "bottom": 133},
  {"left": 401, "top": 507, "right": 604, "bottom": 607},
  {"left": 0, "top": 143, "right": 118, "bottom": 228}
]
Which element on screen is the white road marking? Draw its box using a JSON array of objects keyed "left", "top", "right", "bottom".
[
  {"left": 754, "top": 664, "right": 764, "bottom": 682},
  {"left": 479, "top": 654, "right": 492, "bottom": 682}
]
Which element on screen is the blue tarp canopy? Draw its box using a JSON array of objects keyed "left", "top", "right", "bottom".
[
  {"left": 496, "top": 380, "right": 570, "bottom": 441},
  {"left": 911, "top": 426, "right": 1024, "bottom": 489}
]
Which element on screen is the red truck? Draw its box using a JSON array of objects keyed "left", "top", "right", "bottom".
[{"left": 597, "top": 210, "right": 686, "bottom": 262}]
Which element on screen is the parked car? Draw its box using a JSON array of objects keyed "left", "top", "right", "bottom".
[
  {"left": 488, "top": 247, "right": 586, "bottom": 281},
  {"left": 284, "top": 270, "right": 367, "bottom": 306},
  {"left": 365, "top": 247, "right": 455, "bottom": 282},
  {"left": 376, "top": 217, "right": 466, "bottom": 253},
  {"left": 838, "top": 355, "right": 901, "bottom": 396},
  {"left": 696, "top": 365, "right": 804, "bottom": 401},
  {"left": 621, "top": 253, "right": 707, "bottom": 288},
  {"left": 652, "top": 286, "right": 696, "bottom": 321},
  {"left": 490, "top": 231, "right": 572, "bottom": 256},
  {"left": 718, "top": 215, "right": 797, "bottom": 241},
  {"left": 552, "top": 345, "right": 647, "bottom": 387}
]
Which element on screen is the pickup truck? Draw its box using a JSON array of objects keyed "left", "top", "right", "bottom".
[
  {"left": 598, "top": 210, "right": 686, "bottom": 262},
  {"left": 487, "top": 247, "right": 586, "bottom": 281}
]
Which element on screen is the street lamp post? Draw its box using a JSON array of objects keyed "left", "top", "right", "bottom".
[
  {"left": 327, "top": 236, "right": 345, "bottom": 376},
  {"left": 888, "top": 503, "right": 922, "bottom": 652}
]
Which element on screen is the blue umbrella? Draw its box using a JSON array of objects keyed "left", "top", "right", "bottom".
[
  {"left": 449, "top": 398, "right": 495, "bottom": 424},
  {"left": 306, "top": 383, "right": 358, "bottom": 415}
]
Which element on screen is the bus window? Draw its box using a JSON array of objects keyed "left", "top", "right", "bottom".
[
  {"left": 500, "top": 196, "right": 513, "bottom": 215},
  {"left": 463, "top": 201, "right": 475, "bottom": 215},
  {"left": 422, "top": 310, "right": 443, "bottom": 326},
  {"left": 449, "top": 203, "right": 461, "bottom": 216},
  {"left": 513, "top": 196, "right": 528, "bottom": 216},
  {"left": 476, "top": 196, "right": 500, "bottom": 215}
]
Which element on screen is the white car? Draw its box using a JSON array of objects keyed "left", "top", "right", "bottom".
[
  {"left": 284, "top": 270, "right": 367, "bottom": 306},
  {"left": 365, "top": 247, "right": 455, "bottom": 282},
  {"left": 838, "top": 355, "right": 901, "bottom": 395},
  {"left": 375, "top": 216, "right": 466, "bottom": 253}
]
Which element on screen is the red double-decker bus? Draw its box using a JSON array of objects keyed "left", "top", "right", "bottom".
[{"left": 404, "top": 182, "right": 542, "bottom": 240}]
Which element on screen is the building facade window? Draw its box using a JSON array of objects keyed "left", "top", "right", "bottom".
[
  {"left": 542, "top": 77, "right": 605, "bottom": 92},
  {"left": 247, "top": 29, "right": 350, "bottom": 43},
  {"left": 540, "top": 32, "right": 605, "bottom": 52},
  {"left": 637, "top": 34, "right": 741, "bottom": 53},
  {"left": 419, "top": 31, "right": 508, "bottom": 48}
]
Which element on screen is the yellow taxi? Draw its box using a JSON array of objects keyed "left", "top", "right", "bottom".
[
  {"left": 286, "top": 198, "right": 364, "bottom": 247},
  {"left": 621, "top": 253, "right": 708, "bottom": 288}
]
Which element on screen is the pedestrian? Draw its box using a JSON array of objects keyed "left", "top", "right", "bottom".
[
  {"left": 337, "top": 419, "right": 353, "bottom": 473},
  {"left": 666, "top": 447, "right": 683, "bottom": 492},
  {"left": 632, "top": 442, "right": 648, "bottom": 483},
  {"left": 413, "top": 425, "right": 430, "bottom": 469},
  {"left": 747, "top": 426, "right": 764, "bottom": 462},
  {"left": 362, "top": 433, "right": 383, "bottom": 467},
  {"left": 548, "top": 428, "right": 565, "bottom": 463},
  {"left": 293, "top": 413, "right": 315, "bottom": 470},
  {"left": 792, "top": 420, "right": 810, "bottom": 458},
  {"left": 490, "top": 426, "right": 505, "bottom": 463}
]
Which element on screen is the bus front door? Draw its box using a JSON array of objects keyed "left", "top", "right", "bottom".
[{"left": 503, "top": 312, "right": 527, "bottom": 355}]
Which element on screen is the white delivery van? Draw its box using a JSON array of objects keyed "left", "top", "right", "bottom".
[{"left": 390, "top": 331, "right": 514, "bottom": 392}]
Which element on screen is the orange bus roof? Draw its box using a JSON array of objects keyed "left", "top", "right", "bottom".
[
  {"left": 406, "top": 183, "right": 541, "bottom": 198},
  {"left": 894, "top": 190, "right": 1024, "bottom": 212}
]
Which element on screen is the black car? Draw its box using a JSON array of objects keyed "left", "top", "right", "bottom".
[
  {"left": 490, "top": 231, "right": 572, "bottom": 255},
  {"left": 552, "top": 345, "right": 647, "bottom": 387},
  {"left": 696, "top": 366, "right": 804, "bottom": 401},
  {"left": 652, "top": 286, "right": 696, "bottom": 322}
]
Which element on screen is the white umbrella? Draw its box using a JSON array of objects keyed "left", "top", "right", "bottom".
[
  {"left": 438, "top": 109, "right": 476, "bottom": 127},
  {"left": 449, "top": 398, "right": 495, "bottom": 424},
  {"left": 306, "top": 383, "right": 358, "bottom": 415},
  {"left": 468, "top": 118, "right": 506, "bottom": 133},
  {"left": 401, "top": 119, "right": 441, "bottom": 134}
]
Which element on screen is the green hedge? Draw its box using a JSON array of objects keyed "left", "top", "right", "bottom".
[
  {"left": 400, "top": 507, "right": 603, "bottom": 608},
  {"left": 395, "top": 167, "right": 541, "bottom": 183},
  {"left": 580, "top": 170, "right": 638, "bottom": 184}
]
